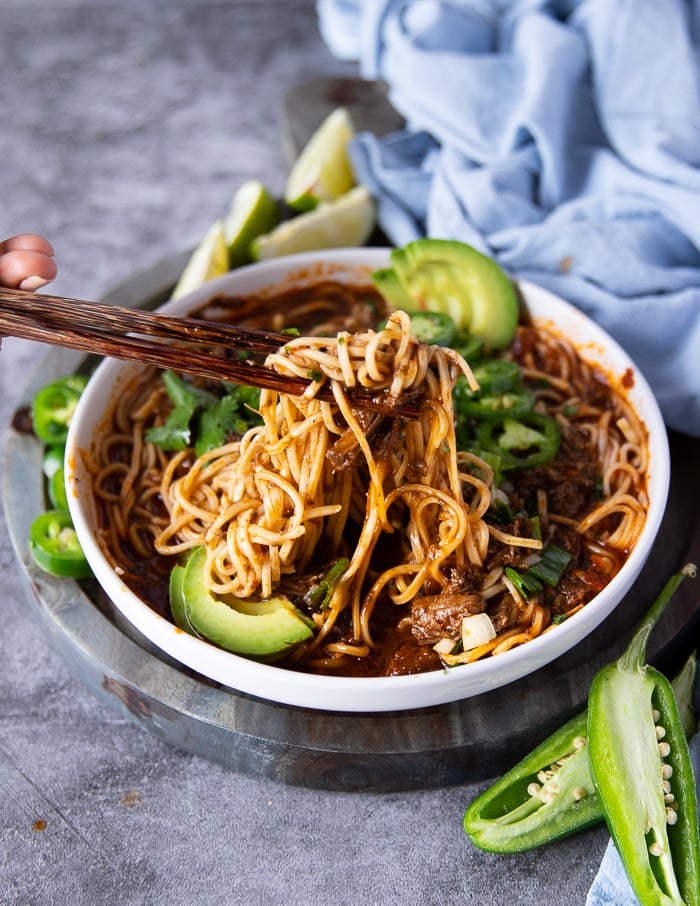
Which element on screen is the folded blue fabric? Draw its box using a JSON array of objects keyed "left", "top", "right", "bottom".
[{"left": 317, "top": 0, "right": 700, "bottom": 437}]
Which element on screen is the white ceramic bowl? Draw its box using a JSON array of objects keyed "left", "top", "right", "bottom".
[{"left": 66, "top": 248, "right": 670, "bottom": 712}]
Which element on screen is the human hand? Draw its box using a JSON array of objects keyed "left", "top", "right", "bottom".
[{"left": 0, "top": 234, "right": 57, "bottom": 290}]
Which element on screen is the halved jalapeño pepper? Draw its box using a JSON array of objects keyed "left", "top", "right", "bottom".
[
  {"left": 463, "top": 652, "right": 698, "bottom": 856},
  {"left": 463, "top": 565, "right": 699, "bottom": 871},
  {"left": 464, "top": 709, "right": 600, "bottom": 852},
  {"left": 588, "top": 564, "right": 700, "bottom": 906}
]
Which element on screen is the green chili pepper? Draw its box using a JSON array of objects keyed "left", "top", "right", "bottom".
[
  {"left": 464, "top": 654, "right": 697, "bottom": 855},
  {"left": 407, "top": 310, "right": 458, "bottom": 346},
  {"left": 28, "top": 509, "right": 91, "bottom": 579},
  {"left": 458, "top": 389, "right": 535, "bottom": 421},
  {"left": 458, "top": 445, "right": 504, "bottom": 491},
  {"left": 673, "top": 648, "right": 699, "bottom": 741},
  {"left": 464, "top": 709, "right": 600, "bottom": 852},
  {"left": 454, "top": 360, "right": 535, "bottom": 421},
  {"left": 588, "top": 563, "right": 700, "bottom": 906},
  {"left": 471, "top": 360, "right": 522, "bottom": 396},
  {"left": 47, "top": 464, "right": 68, "bottom": 510},
  {"left": 453, "top": 333, "right": 484, "bottom": 363},
  {"left": 476, "top": 412, "right": 560, "bottom": 469},
  {"left": 463, "top": 567, "right": 698, "bottom": 859},
  {"left": 41, "top": 444, "right": 65, "bottom": 479},
  {"left": 43, "top": 445, "right": 69, "bottom": 509},
  {"left": 30, "top": 374, "right": 88, "bottom": 445}
]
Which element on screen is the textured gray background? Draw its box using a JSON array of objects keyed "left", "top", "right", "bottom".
[{"left": 0, "top": 2, "right": 608, "bottom": 903}]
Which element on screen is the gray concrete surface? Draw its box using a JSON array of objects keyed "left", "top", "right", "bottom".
[{"left": 0, "top": 2, "right": 608, "bottom": 903}]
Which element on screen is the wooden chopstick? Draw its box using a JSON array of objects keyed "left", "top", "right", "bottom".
[
  {"left": 0, "top": 286, "right": 292, "bottom": 354},
  {"left": 0, "top": 288, "right": 423, "bottom": 418}
]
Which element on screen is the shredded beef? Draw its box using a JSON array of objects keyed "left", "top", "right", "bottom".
[
  {"left": 381, "top": 639, "right": 442, "bottom": 676},
  {"left": 411, "top": 592, "right": 486, "bottom": 643},
  {"left": 326, "top": 411, "right": 383, "bottom": 472},
  {"left": 486, "top": 515, "right": 542, "bottom": 571},
  {"left": 487, "top": 598, "right": 518, "bottom": 633},
  {"left": 551, "top": 573, "right": 591, "bottom": 616},
  {"left": 443, "top": 564, "right": 487, "bottom": 593}
]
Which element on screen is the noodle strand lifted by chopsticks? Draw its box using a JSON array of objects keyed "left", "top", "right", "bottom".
[{"left": 153, "top": 310, "right": 498, "bottom": 656}]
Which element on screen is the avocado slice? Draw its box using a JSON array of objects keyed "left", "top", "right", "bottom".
[
  {"left": 371, "top": 266, "right": 414, "bottom": 311},
  {"left": 372, "top": 239, "right": 519, "bottom": 350},
  {"left": 169, "top": 563, "right": 202, "bottom": 637},
  {"left": 179, "top": 547, "right": 314, "bottom": 659}
]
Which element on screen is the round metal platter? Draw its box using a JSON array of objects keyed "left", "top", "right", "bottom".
[{"left": 4, "top": 254, "right": 700, "bottom": 792}]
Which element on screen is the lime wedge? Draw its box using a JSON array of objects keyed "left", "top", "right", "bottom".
[
  {"left": 224, "top": 179, "right": 279, "bottom": 268},
  {"left": 251, "top": 185, "right": 376, "bottom": 260},
  {"left": 171, "top": 219, "right": 229, "bottom": 300},
  {"left": 284, "top": 107, "right": 356, "bottom": 212}
]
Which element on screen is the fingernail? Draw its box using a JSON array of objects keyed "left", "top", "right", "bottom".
[{"left": 19, "top": 275, "right": 49, "bottom": 291}]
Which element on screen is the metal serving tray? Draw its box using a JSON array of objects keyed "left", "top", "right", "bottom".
[{"left": 4, "top": 253, "right": 699, "bottom": 792}]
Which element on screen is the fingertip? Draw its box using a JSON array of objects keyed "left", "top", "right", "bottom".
[
  {"left": 0, "top": 248, "right": 58, "bottom": 289},
  {"left": 19, "top": 275, "right": 51, "bottom": 291},
  {"left": 3, "top": 233, "right": 55, "bottom": 257}
]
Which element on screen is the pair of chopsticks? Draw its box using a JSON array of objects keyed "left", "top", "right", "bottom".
[{"left": 0, "top": 287, "right": 422, "bottom": 418}]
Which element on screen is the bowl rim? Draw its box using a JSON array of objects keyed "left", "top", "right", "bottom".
[{"left": 65, "top": 248, "right": 670, "bottom": 713}]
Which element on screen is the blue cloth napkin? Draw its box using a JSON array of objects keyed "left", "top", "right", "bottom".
[{"left": 316, "top": 0, "right": 700, "bottom": 438}]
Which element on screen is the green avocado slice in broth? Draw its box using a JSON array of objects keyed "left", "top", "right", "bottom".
[{"left": 178, "top": 547, "right": 314, "bottom": 660}]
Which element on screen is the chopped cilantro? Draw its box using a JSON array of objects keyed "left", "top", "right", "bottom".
[
  {"left": 145, "top": 370, "right": 261, "bottom": 456},
  {"left": 196, "top": 386, "right": 261, "bottom": 456}
]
